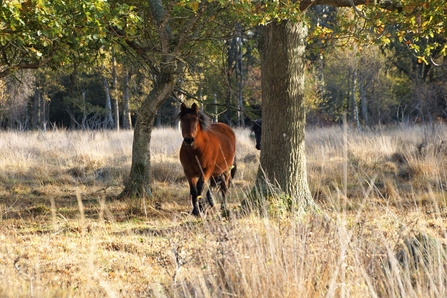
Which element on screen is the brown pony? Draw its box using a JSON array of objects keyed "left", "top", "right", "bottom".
[{"left": 178, "top": 103, "right": 237, "bottom": 216}]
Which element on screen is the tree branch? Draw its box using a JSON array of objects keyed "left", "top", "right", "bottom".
[
  {"left": 150, "top": 0, "right": 173, "bottom": 54},
  {"left": 300, "top": 0, "right": 403, "bottom": 12},
  {"left": 173, "top": 1, "right": 210, "bottom": 53}
]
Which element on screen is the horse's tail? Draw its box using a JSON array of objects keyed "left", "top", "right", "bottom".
[
  {"left": 230, "top": 157, "right": 237, "bottom": 180},
  {"left": 224, "top": 157, "right": 237, "bottom": 189}
]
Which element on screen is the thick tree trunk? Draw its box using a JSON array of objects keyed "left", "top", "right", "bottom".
[
  {"left": 255, "top": 20, "right": 315, "bottom": 211},
  {"left": 118, "top": 0, "right": 206, "bottom": 200},
  {"left": 118, "top": 72, "right": 176, "bottom": 198}
]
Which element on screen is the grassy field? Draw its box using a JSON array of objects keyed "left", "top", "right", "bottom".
[{"left": 0, "top": 124, "right": 447, "bottom": 297}]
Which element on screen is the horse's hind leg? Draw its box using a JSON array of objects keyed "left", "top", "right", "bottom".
[
  {"left": 206, "top": 189, "right": 215, "bottom": 208},
  {"left": 219, "top": 174, "right": 229, "bottom": 211},
  {"left": 205, "top": 177, "right": 218, "bottom": 208}
]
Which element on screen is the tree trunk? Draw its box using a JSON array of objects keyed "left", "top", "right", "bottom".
[
  {"left": 112, "top": 55, "right": 120, "bottom": 131},
  {"left": 122, "top": 68, "right": 132, "bottom": 129},
  {"left": 174, "top": 98, "right": 181, "bottom": 130},
  {"left": 254, "top": 20, "right": 315, "bottom": 212},
  {"left": 103, "top": 76, "right": 114, "bottom": 129},
  {"left": 118, "top": 72, "right": 176, "bottom": 198},
  {"left": 155, "top": 111, "right": 162, "bottom": 127},
  {"left": 81, "top": 91, "right": 87, "bottom": 130},
  {"left": 32, "top": 83, "right": 39, "bottom": 130},
  {"left": 360, "top": 82, "right": 369, "bottom": 126},
  {"left": 118, "top": 0, "right": 205, "bottom": 200},
  {"left": 69, "top": 71, "right": 77, "bottom": 129},
  {"left": 351, "top": 49, "right": 360, "bottom": 129},
  {"left": 237, "top": 26, "right": 245, "bottom": 128},
  {"left": 225, "top": 37, "right": 236, "bottom": 125},
  {"left": 114, "top": 84, "right": 120, "bottom": 130},
  {"left": 39, "top": 87, "right": 46, "bottom": 130},
  {"left": 213, "top": 93, "right": 218, "bottom": 123}
]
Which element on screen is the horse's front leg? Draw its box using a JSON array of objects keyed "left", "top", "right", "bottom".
[
  {"left": 189, "top": 178, "right": 201, "bottom": 216},
  {"left": 206, "top": 176, "right": 220, "bottom": 208},
  {"left": 201, "top": 169, "right": 215, "bottom": 209},
  {"left": 196, "top": 177, "right": 206, "bottom": 212}
]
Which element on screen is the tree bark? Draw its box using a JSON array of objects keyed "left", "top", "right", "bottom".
[
  {"left": 112, "top": 55, "right": 120, "bottom": 131},
  {"left": 255, "top": 20, "right": 315, "bottom": 211},
  {"left": 81, "top": 91, "right": 87, "bottom": 130},
  {"left": 237, "top": 25, "right": 245, "bottom": 128},
  {"left": 360, "top": 81, "right": 369, "bottom": 126},
  {"left": 32, "top": 82, "right": 39, "bottom": 130},
  {"left": 122, "top": 68, "right": 132, "bottom": 129},
  {"left": 118, "top": 0, "right": 206, "bottom": 200},
  {"left": 118, "top": 72, "right": 176, "bottom": 198},
  {"left": 351, "top": 57, "right": 360, "bottom": 129},
  {"left": 103, "top": 76, "right": 114, "bottom": 129},
  {"left": 225, "top": 37, "right": 237, "bottom": 125},
  {"left": 39, "top": 86, "right": 46, "bottom": 130}
]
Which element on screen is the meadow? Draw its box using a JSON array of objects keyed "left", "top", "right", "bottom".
[{"left": 0, "top": 124, "right": 446, "bottom": 297}]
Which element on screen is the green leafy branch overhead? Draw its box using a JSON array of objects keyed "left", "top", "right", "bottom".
[
  {"left": 0, "top": 0, "right": 138, "bottom": 78},
  {"left": 0, "top": 0, "right": 445, "bottom": 80},
  {"left": 223, "top": 0, "right": 446, "bottom": 62}
]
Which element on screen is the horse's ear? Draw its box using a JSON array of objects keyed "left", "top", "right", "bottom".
[
  {"left": 180, "top": 103, "right": 187, "bottom": 112},
  {"left": 192, "top": 103, "right": 199, "bottom": 113}
]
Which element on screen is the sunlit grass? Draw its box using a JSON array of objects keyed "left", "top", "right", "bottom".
[{"left": 0, "top": 124, "right": 447, "bottom": 297}]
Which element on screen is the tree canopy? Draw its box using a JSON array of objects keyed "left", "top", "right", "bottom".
[{"left": 0, "top": 0, "right": 139, "bottom": 78}]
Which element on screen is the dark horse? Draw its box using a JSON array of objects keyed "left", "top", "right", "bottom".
[
  {"left": 178, "top": 103, "right": 237, "bottom": 216},
  {"left": 250, "top": 119, "right": 262, "bottom": 150}
]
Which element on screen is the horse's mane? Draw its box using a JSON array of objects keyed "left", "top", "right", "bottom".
[
  {"left": 197, "top": 111, "right": 211, "bottom": 130},
  {"left": 178, "top": 108, "right": 211, "bottom": 131}
]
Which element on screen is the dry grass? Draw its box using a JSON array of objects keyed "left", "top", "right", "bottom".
[{"left": 1, "top": 124, "right": 447, "bottom": 297}]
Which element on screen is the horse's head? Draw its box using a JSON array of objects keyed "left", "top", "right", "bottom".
[
  {"left": 178, "top": 102, "right": 214, "bottom": 147},
  {"left": 250, "top": 119, "right": 262, "bottom": 150},
  {"left": 178, "top": 103, "right": 200, "bottom": 147}
]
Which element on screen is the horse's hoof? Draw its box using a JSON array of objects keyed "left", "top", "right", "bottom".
[{"left": 191, "top": 208, "right": 201, "bottom": 217}]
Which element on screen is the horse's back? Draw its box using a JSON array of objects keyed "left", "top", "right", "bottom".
[
  {"left": 209, "top": 123, "right": 236, "bottom": 169},
  {"left": 210, "top": 123, "right": 236, "bottom": 144},
  {"left": 210, "top": 123, "right": 236, "bottom": 154}
]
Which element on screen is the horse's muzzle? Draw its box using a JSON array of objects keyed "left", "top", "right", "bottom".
[{"left": 183, "top": 137, "right": 194, "bottom": 147}]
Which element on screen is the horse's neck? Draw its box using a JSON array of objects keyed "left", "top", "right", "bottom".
[{"left": 194, "top": 127, "right": 209, "bottom": 149}]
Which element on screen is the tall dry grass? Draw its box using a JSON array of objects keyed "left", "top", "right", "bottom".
[{"left": 0, "top": 124, "right": 446, "bottom": 297}]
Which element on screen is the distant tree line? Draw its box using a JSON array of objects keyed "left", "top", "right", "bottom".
[{"left": 1, "top": 5, "right": 446, "bottom": 131}]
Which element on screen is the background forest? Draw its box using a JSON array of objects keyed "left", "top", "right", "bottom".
[{"left": 1, "top": 5, "right": 446, "bottom": 131}]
